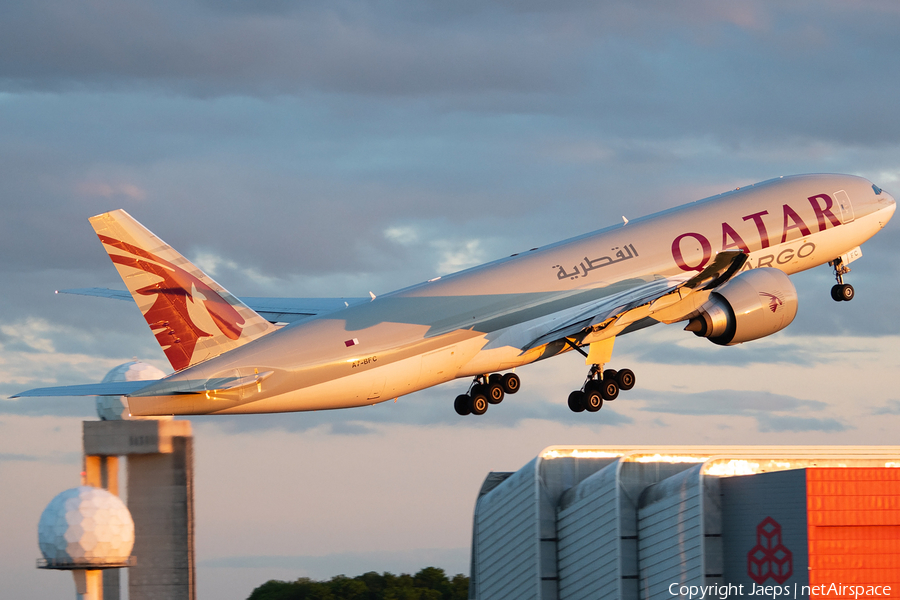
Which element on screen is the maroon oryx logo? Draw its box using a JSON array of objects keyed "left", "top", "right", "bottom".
[
  {"left": 747, "top": 516, "right": 793, "bottom": 583},
  {"left": 759, "top": 291, "right": 784, "bottom": 313}
]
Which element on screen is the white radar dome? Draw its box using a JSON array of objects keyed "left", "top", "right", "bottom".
[
  {"left": 96, "top": 360, "right": 166, "bottom": 421},
  {"left": 38, "top": 486, "right": 134, "bottom": 568}
]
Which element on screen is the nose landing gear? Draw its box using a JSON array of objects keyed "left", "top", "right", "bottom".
[
  {"left": 454, "top": 372, "right": 521, "bottom": 416},
  {"left": 829, "top": 257, "right": 854, "bottom": 302}
]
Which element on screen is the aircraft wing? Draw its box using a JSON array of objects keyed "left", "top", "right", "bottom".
[
  {"left": 523, "top": 250, "right": 747, "bottom": 350},
  {"left": 59, "top": 288, "right": 368, "bottom": 324}
]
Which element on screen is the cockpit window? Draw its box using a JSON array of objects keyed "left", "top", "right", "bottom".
[{"left": 873, "top": 184, "right": 883, "bottom": 195}]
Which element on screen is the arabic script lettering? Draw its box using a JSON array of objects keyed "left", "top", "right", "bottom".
[{"left": 553, "top": 244, "right": 639, "bottom": 280}]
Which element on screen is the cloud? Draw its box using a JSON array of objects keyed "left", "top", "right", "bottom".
[
  {"left": 75, "top": 180, "right": 147, "bottom": 201},
  {"left": 639, "top": 389, "right": 826, "bottom": 416},
  {"left": 636, "top": 388, "right": 850, "bottom": 433},
  {"left": 328, "top": 421, "right": 377, "bottom": 436},
  {"left": 0, "top": 450, "right": 81, "bottom": 464},
  {"left": 872, "top": 400, "right": 900, "bottom": 416},
  {"left": 0, "top": 397, "right": 97, "bottom": 418},
  {"left": 1, "top": 1, "right": 898, "bottom": 149},
  {"left": 0, "top": 318, "right": 57, "bottom": 353},
  {"left": 0, "top": 312, "right": 166, "bottom": 411},
  {"left": 434, "top": 239, "right": 485, "bottom": 275},
  {"left": 755, "top": 414, "right": 849, "bottom": 433},
  {"left": 635, "top": 339, "right": 820, "bottom": 367},
  {"left": 0, "top": 319, "right": 138, "bottom": 391},
  {"left": 0, "top": 1, "right": 575, "bottom": 97}
]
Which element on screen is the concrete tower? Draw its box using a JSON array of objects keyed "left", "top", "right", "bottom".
[
  {"left": 82, "top": 360, "right": 195, "bottom": 600},
  {"left": 83, "top": 418, "right": 195, "bottom": 600}
]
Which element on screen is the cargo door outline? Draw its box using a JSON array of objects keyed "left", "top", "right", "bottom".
[{"left": 834, "top": 190, "right": 855, "bottom": 224}]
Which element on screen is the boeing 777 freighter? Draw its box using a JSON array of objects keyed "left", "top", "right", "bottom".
[{"left": 13, "top": 174, "right": 895, "bottom": 417}]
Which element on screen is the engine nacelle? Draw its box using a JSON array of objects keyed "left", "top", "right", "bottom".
[{"left": 684, "top": 268, "right": 798, "bottom": 346}]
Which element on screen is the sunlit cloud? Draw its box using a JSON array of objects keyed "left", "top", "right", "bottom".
[
  {"left": 383, "top": 225, "right": 420, "bottom": 245},
  {"left": 0, "top": 318, "right": 145, "bottom": 390},
  {"left": 434, "top": 239, "right": 484, "bottom": 274},
  {"left": 75, "top": 180, "right": 147, "bottom": 201},
  {"left": 191, "top": 250, "right": 281, "bottom": 289},
  {"left": 0, "top": 317, "right": 58, "bottom": 353}
]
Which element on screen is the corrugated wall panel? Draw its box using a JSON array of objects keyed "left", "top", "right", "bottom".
[
  {"left": 638, "top": 466, "right": 704, "bottom": 600},
  {"left": 557, "top": 463, "right": 620, "bottom": 600},
  {"left": 475, "top": 461, "right": 540, "bottom": 600},
  {"left": 470, "top": 472, "right": 514, "bottom": 600},
  {"left": 807, "top": 468, "right": 900, "bottom": 598}
]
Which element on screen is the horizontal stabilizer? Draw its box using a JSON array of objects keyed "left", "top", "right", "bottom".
[
  {"left": 11, "top": 381, "right": 157, "bottom": 398},
  {"left": 10, "top": 375, "right": 251, "bottom": 399}
]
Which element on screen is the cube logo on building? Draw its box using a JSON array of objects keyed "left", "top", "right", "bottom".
[{"left": 747, "top": 516, "right": 793, "bottom": 584}]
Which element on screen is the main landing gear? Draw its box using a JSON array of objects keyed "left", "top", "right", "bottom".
[
  {"left": 567, "top": 365, "right": 635, "bottom": 413},
  {"left": 829, "top": 257, "right": 854, "bottom": 302},
  {"left": 454, "top": 372, "right": 521, "bottom": 416}
]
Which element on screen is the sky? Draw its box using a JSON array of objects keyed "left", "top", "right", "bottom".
[{"left": 2, "top": 1, "right": 900, "bottom": 598}]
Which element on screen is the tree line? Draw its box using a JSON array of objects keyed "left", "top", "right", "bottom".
[{"left": 247, "top": 567, "right": 469, "bottom": 600}]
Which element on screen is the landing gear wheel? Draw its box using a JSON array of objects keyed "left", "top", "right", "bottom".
[
  {"left": 600, "top": 379, "right": 619, "bottom": 401},
  {"left": 454, "top": 394, "right": 472, "bottom": 416},
  {"left": 616, "top": 369, "right": 636, "bottom": 391},
  {"left": 568, "top": 391, "right": 586, "bottom": 413},
  {"left": 602, "top": 369, "right": 618, "bottom": 382},
  {"left": 830, "top": 258, "right": 854, "bottom": 301},
  {"left": 501, "top": 373, "right": 521, "bottom": 394},
  {"left": 470, "top": 393, "right": 488, "bottom": 415},
  {"left": 489, "top": 373, "right": 503, "bottom": 385},
  {"left": 487, "top": 383, "right": 505, "bottom": 404},
  {"left": 839, "top": 283, "right": 854, "bottom": 301},
  {"left": 583, "top": 389, "right": 603, "bottom": 412}
]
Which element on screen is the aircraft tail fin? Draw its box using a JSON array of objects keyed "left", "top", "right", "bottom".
[{"left": 89, "top": 210, "right": 278, "bottom": 372}]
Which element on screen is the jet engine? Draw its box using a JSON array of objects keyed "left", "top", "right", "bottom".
[{"left": 684, "top": 268, "right": 798, "bottom": 346}]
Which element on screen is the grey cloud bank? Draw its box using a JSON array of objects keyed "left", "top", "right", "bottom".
[{"left": 2, "top": 2, "right": 900, "bottom": 599}]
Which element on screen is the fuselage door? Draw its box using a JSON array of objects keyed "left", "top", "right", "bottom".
[{"left": 834, "top": 190, "right": 855, "bottom": 224}]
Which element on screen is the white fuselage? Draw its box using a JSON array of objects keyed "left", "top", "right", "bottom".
[{"left": 127, "top": 174, "right": 895, "bottom": 415}]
